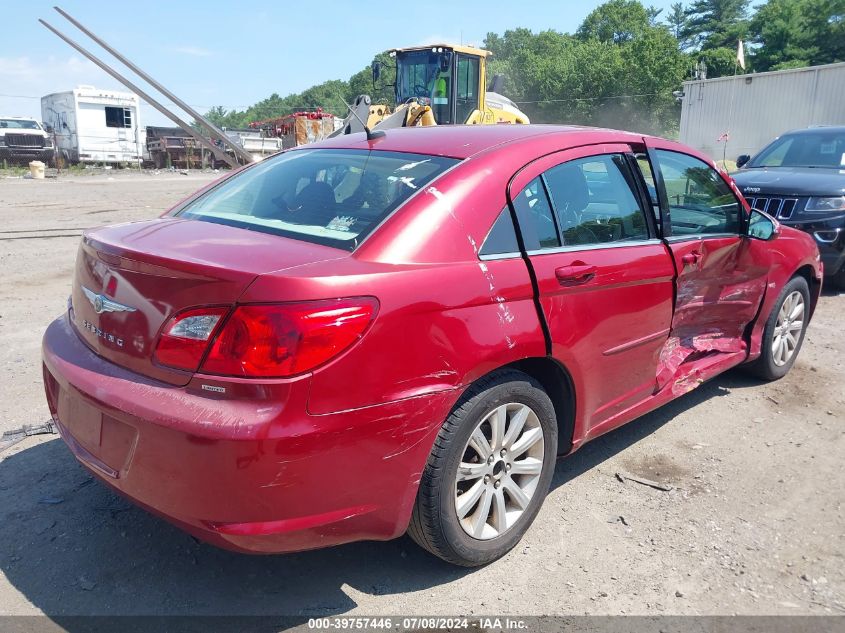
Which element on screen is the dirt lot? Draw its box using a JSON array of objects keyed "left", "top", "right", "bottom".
[{"left": 0, "top": 172, "right": 843, "bottom": 617}]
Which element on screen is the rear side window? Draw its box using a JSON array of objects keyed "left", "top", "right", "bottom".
[
  {"left": 178, "top": 149, "right": 458, "bottom": 251},
  {"left": 543, "top": 154, "right": 648, "bottom": 246},
  {"left": 511, "top": 177, "right": 560, "bottom": 250},
  {"left": 480, "top": 207, "right": 519, "bottom": 256}
]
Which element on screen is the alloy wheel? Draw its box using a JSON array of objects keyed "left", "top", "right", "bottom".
[
  {"left": 772, "top": 290, "right": 805, "bottom": 366},
  {"left": 454, "top": 403, "right": 545, "bottom": 540}
]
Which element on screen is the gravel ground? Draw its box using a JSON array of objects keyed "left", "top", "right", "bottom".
[{"left": 0, "top": 172, "right": 843, "bottom": 617}]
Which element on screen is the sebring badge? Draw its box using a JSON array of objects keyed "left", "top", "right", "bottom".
[
  {"left": 82, "top": 286, "right": 137, "bottom": 315},
  {"left": 80, "top": 319, "right": 125, "bottom": 347}
]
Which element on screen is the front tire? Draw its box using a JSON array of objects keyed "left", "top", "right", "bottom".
[
  {"left": 408, "top": 370, "right": 557, "bottom": 567},
  {"left": 746, "top": 276, "right": 810, "bottom": 380}
]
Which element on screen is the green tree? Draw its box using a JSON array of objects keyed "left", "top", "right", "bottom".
[
  {"left": 749, "top": 0, "right": 844, "bottom": 71},
  {"left": 577, "top": 0, "right": 652, "bottom": 42},
  {"left": 203, "top": 51, "right": 401, "bottom": 127},
  {"left": 666, "top": 2, "right": 695, "bottom": 49},
  {"left": 484, "top": 3, "right": 688, "bottom": 136},
  {"left": 618, "top": 27, "right": 689, "bottom": 134},
  {"left": 483, "top": 28, "right": 538, "bottom": 58},
  {"left": 646, "top": 5, "right": 665, "bottom": 25},
  {"left": 696, "top": 46, "right": 742, "bottom": 76},
  {"left": 748, "top": 0, "right": 809, "bottom": 70},
  {"left": 295, "top": 79, "right": 351, "bottom": 115},
  {"left": 203, "top": 105, "right": 229, "bottom": 127},
  {"left": 347, "top": 51, "right": 397, "bottom": 106},
  {"left": 795, "top": 0, "right": 845, "bottom": 65},
  {"left": 682, "top": 0, "right": 751, "bottom": 50}
]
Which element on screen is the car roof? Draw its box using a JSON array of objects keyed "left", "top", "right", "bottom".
[
  {"left": 785, "top": 125, "right": 845, "bottom": 135},
  {"left": 303, "top": 124, "right": 650, "bottom": 160}
]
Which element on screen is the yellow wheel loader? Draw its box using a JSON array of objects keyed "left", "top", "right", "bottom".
[{"left": 334, "top": 44, "right": 529, "bottom": 136}]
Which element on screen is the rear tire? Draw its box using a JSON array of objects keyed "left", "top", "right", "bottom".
[
  {"left": 408, "top": 369, "right": 557, "bottom": 567},
  {"left": 746, "top": 276, "right": 810, "bottom": 381}
]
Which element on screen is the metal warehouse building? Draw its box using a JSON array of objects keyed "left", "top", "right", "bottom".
[{"left": 679, "top": 61, "right": 845, "bottom": 162}]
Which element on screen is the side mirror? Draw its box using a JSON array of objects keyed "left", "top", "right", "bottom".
[
  {"left": 736, "top": 154, "right": 751, "bottom": 168},
  {"left": 747, "top": 208, "right": 780, "bottom": 241},
  {"left": 44, "top": 124, "right": 54, "bottom": 134},
  {"left": 371, "top": 60, "right": 381, "bottom": 84}
]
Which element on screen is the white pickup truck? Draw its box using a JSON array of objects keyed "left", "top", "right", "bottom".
[{"left": 0, "top": 117, "right": 55, "bottom": 166}]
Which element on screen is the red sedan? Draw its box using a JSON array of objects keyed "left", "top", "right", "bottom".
[{"left": 42, "top": 125, "right": 821, "bottom": 566}]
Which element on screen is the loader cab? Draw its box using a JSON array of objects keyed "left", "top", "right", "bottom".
[{"left": 391, "top": 45, "right": 487, "bottom": 125}]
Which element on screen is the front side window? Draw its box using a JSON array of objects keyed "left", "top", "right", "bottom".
[
  {"left": 543, "top": 154, "right": 649, "bottom": 246},
  {"left": 177, "top": 149, "right": 458, "bottom": 251},
  {"left": 654, "top": 150, "right": 741, "bottom": 236}
]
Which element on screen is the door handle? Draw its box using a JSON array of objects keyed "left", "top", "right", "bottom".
[
  {"left": 555, "top": 264, "right": 597, "bottom": 286},
  {"left": 681, "top": 251, "right": 702, "bottom": 265}
]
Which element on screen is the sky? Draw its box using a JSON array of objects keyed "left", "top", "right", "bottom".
[{"left": 1, "top": 0, "right": 680, "bottom": 127}]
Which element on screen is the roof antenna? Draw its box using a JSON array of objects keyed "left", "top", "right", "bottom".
[{"left": 340, "top": 96, "right": 386, "bottom": 141}]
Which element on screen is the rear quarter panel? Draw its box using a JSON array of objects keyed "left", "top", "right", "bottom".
[{"left": 242, "top": 257, "right": 545, "bottom": 415}]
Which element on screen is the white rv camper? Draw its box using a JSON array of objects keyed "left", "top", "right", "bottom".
[{"left": 41, "top": 86, "right": 142, "bottom": 165}]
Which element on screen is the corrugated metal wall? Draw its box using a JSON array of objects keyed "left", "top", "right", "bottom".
[{"left": 679, "top": 62, "right": 845, "bottom": 162}]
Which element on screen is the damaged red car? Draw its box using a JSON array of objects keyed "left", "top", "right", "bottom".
[{"left": 42, "top": 125, "right": 821, "bottom": 566}]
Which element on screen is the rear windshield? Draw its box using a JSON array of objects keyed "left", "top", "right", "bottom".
[
  {"left": 176, "top": 149, "right": 458, "bottom": 250},
  {"left": 748, "top": 130, "right": 845, "bottom": 169}
]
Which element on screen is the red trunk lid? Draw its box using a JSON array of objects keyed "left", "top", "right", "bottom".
[{"left": 69, "top": 218, "right": 344, "bottom": 385}]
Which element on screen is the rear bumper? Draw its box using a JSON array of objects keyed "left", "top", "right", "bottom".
[{"left": 42, "top": 313, "right": 455, "bottom": 553}]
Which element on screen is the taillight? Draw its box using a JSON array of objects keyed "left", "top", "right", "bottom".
[
  {"left": 200, "top": 298, "right": 378, "bottom": 378},
  {"left": 154, "top": 307, "right": 229, "bottom": 372}
]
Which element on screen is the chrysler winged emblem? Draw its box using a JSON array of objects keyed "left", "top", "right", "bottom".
[{"left": 82, "top": 286, "right": 137, "bottom": 315}]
